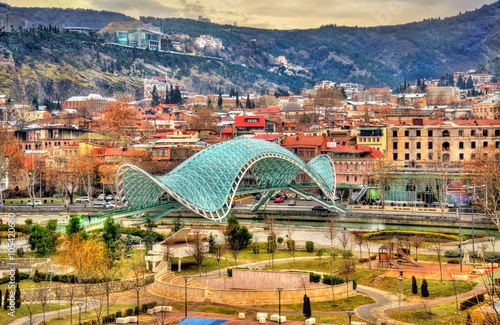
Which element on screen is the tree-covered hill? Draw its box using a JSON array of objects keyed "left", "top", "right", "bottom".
[{"left": 0, "top": 1, "right": 499, "bottom": 101}]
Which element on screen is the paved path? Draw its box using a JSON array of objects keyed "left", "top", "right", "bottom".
[{"left": 9, "top": 299, "right": 99, "bottom": 325}]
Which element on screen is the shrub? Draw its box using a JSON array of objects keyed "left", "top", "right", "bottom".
[
  {"left": 227, "top": 268, "right": 232, "bottom": 277},
  {"left": 141, "top": 303, "right": 149, "bottom": 312},
  {"left": 447, "top": 259, "right": 459, "bottom": 264},
  {"left": 116, "top": 311, "right": 122, "bottom": 318},
  {"left": 24, "top": 219, "right": 33, "bottom": 225},
  {"left": 306, "top": 241, "right": 314, "bottom": 252},
  {"left": 370, "top": 255, "right": 377, "bottom": 260},
  {"left": 251, "top": 243, "right": 260, "bottom": 254},
  {"left": 316, "top": 248, "right": 324, "bottom": 259},
  {"left": 134, "top": 306, "right": 139, "bottom": 315},
  {"left": 350, "top": 279, "right": 357, "bottom": 290},
  {"left": 32, "top": 270, "right": 41, "bottom": 283},
  {"left": 16, "top": 248, "right": 25, "bottom": 257},
  {"left": 322, "top": 275, "right": 345, "bottom": 285},
  {"left": 303, "top": 294, "right": 311, "bottom": 318},
  {"left": 309, "top": 273, "right": 321, "bottom": 283},
  {"left": 359, "top": 258, "right": 369, "bottom": 263},
  {"left": 460, "top": 294, "right": 484, "bottom": 310},
  {"left": 365, "top": 230, "right": 460, "bottom": 242},
  {"left": 126, "top": 308, "right": 134, "bottom": 316},
  {"left": 277, "top": 237, "right": 284, "bottom": 244},
  {"left": 445, "top": 250, "right": 461, "bottom": 258},
  {"left": 341, "top": 250, "right": 353, "bottom": 258},
  {"left": 412, "top": 276, "right": 418, "bottom": 294},
  {"left": 421, "top": 279, "right": 429, "bottom": 297}
]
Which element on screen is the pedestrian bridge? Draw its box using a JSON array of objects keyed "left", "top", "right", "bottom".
[{"left": 116, "top": 138, "right": 347, "bottom": 222}]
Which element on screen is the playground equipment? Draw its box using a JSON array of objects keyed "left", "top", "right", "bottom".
[{"left": 378, "top": 237, "right": 422, "bottom": 268}]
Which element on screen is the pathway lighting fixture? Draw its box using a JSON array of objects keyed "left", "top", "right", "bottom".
[
  {"left": 277, "top": 287, "right": 283, "bottom": 325},
  {"left": 346, "top": 311, "right": 354, "bottom": 325},
  {"left": 48, "top": 270, "right": 54, "bottom": 311},
  {"left": 77, "top": 301, "right": 84, "bottom": 325},
  {"left": 183, "top": 275, "right": 189, "bottom": 318},
  {"left": 134, "top": 286, "right": 141, "bottom": 325},
  {"left": 398, "top": 277, "right": 403, "bottom": 318}
]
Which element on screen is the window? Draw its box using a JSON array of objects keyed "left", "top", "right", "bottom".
[
  {"left": 428, "top": 142, "right": 433, "bottom": 149},
  {"left": 405, "top": 130, "right": 409, "bottom": 137},
  {"left": 354, "top": 164, "right": 358, "bottom": 171},
  {"left": 405, "top": 154, "right": 409, "bottom": 160},
  {"left": 19, "top": 177, "right": 23, "bottom": 182},
  {"left": 12, "top": 177, "right": 16, "bottom": 182},
  {"left": 428, "top": 130, "right": 433, "bottom": 137},
  {"left": 405, "top": 142, "right": 409, "bottom": 149},
  {"left": 459, "top": 142, "right": 464, "bottom": 149},
  {"left": 483, "top": 141, "right": 488, "bottom": 147},
  {"left": 354, "top": 176, "right": 358, "bottom": 182},
  {"left": 471, "top": 142, "right": 476, "bottom": 149},
  {"left": 442, "top": 130, "right": 450, "bottom": 137},
  {"left": 416, "top": 130, "right": 421, "bottom": 137},
  {"left": 483, "top": 130, "right": 488, "bottom": 137},
  {"left": 459, "top": 153, "right": 464, "bottom": 160},
  {"left": 416, "top": 142, "right": 421, "bottom": 149},
  {"left": 346, "top": 176, "right": 350, "bottom": 182},
  {"left": 392, "top": 130, "right": 398, "bottom": 137},
  {"left": 393, "top": 142, "right": 398, "bottom": 149},
  {"left": 393, "top": 153, "right": 398, "bottom": 161},
  {"left": 428, "top": 153, "right": 433, "bottom": 160},
  {"left": 346, "top": 164, "right": 349, "bottom": 171},
  {"left": 496, "top": 130, "right": 500, "bottom": 137},
  {"left": 459, "top": 130, "right": 464, "bottom": 136},
  {"left": 244, "top": 118, "right": 259, "bottom": 123},
  {"left": 416, "top": 153, "right": 421, "bottom": 160},
  {"left": 471, "top": 130, "right": 476, "bottom": 136}
]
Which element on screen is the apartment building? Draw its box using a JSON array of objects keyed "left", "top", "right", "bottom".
[{"left": 471, "top": 95, "right": 500, "bottom": 119}]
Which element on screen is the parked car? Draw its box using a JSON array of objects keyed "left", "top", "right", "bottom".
[
  {"left": 312, "top": 206, "right": 330, "bottom": 213},
  {"left": 97, "top": 194, "right": 105, "bottom": 201},
  {"left": 280, "top": 194, "right": 287, "bottom": 200},
  {"left": 287, "top": 200, "right": 296, "bottom": 206},
  {"left": 93, "top": 201, "right": 115, "bottom": 208},
  {"left": 104, "top": 202, "right": 115, "bottom": 208},
  {"left": 270, "top": 194, "right": 279, "bottom": 200},
  {"left": 75, "top": 196, "right": 91, "bottom": 203},
  {"left": 26, "top": 200, "right": 43, "bottom": 206},
  {"left": 105, "top": 194, "right": 114, "bottom": 202},
  {"left": 255, "top": 194, "right": 262, "bottom": 200},
  {"left": 274, "top": 197, "right": 284, "bottom": 203}
]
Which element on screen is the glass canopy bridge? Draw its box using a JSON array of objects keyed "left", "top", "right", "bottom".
[{"left": 113, "top": 138, "right": 350, "bottom": 222}]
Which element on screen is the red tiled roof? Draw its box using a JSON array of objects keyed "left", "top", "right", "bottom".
[
  {"left": 234, "top": 116, "right": 265, "bottom": 127},
  {"left": 257, "top": 107, "right": 281, "bottom": 114},
  {"left": 148, "top": 76, "right": 167, "bottom": 81},
  {"left": 253, "top": 134, "right": 281, "bottom": 141},
  {"left": 451, "top": 119, "right": 500, "bottom": 126},
  {"left": 326, "top": 144, "right": 384, "bottom": 159},
  {"left": 104, "top": 148, "right": 144, "bottom": 156},
  {"left": 221, "top": 126, "right": 233, "bottom": 134}
]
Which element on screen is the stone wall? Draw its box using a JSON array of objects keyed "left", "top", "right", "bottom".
[
  {"left": 21, "top": 274, "right": 155, "bottom": 300},
  {"left": 152, "top": 273, "right": 207, "bottom": 302},
  {"left": 0, "top": 258, "right": 50, "bottom": 268}
]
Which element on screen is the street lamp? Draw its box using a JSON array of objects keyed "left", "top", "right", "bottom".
[
  {"left": 330, "top": 246, "right": 335, "bottom": 275},
  {"left": 77, "top": 301, "right": 84, "bottom": 325},
  {"left": 469, "top": 184, "right": 486, "bottom": 268},
  {"left": 457, "top": 207, "right": 463, "bottom": 273},
  {"left": 134, "top": 286, "right": 141, "bottom": 325},
  {"left": 398, "top": 277, "right": 403, "bottom": 318},
  {"left": 346, "top": 311, "right": 354, "bottom": 325},
  {"left": 126, "top": 254, "right": 132, "bottom": 289},
  {"left": 277, "top": 287, "right": 283, "bottom": 325},
  {"left": 183, "top": 275, "right": 189, "bottom": 318},
  {"left": 48, "top": 270, "right": 54, "bottom": 311},
  {"left": 490, "top": 258, "right": 496, "bottom": 296}
]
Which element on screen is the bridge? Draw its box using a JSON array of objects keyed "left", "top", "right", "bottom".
[{"left": 113, "top": 138, "right": 349, "bottom": 222}]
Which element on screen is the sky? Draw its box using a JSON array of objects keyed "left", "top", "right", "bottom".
[{"left": 3, "top": 0, "right": 497, "bottom": 29}]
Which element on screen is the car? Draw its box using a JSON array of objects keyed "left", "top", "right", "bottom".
[
  {"left": 75, "top": 196, "right": 91, "bottom": 203},
  {"left": 274, "top": 197, "right": 284, "bottom": 203},
  {"left": 97, "top": 194, "right": 105, "bottom": 201},
  {"left": 288, "top": 200, "right": 296, "bottom": 206},
  {"left": 255, "top": 194, "right": 262, "bottom": 200},
  {"left": 225, "top": 202, "right": 236, "bottom": 208},
  {"left": 104, "top": 202, "right": 115, "bottom": 208},
  {"left": 26, "top": 200, "right": 43, "bottom": 206},
  {"left": 270, "top": 194, "right": 279, "bottom": 200},
  {"left": 93, "top": 201, "right": 115, "bottom": 208},
  {"left": 312, "top": 206, "right": 330, "bottom": 213},
  {"left": 280, "top": 194, "right": 287, "bottom": 200},
  {"left": 105, "top": 194, "right": 114, "bottom": 202}
]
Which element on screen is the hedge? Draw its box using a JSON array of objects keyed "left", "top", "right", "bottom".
[
  {"left": 120, "top": 227, "right": 165, "bottom": 242},
  {"left": 309, "top": 273, "right": 321, "bottom": 283},
  {"left": 364, "top": 230, "right": 460, "bottom": 241},
  {"left": 34, "top": 271, "right": 119, "bottom": 284},
  {"left": 460, "top": 294, "right": 484, "bottom": 311},
  {"left": 0, "top": 272, "right": 29, "bottom": 284},
  {"left": 322, "top": 275, "right": 345, "bottom": 285}
]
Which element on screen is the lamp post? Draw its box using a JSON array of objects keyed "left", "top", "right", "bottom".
[
  {"left": 398, "top": 277, "right": 403, "bottom": 318},
  {"left": 277, "top": 287, "right": 283, "bottom": 325},
  {"left": 330, "top": 246, "right": 335, "bottom": 276},
  {"left": 126, "top": 254, "right": 132, "bottom": 289},
  {"left": 183, "top": 275, "right": 189, "bottom": 318},
  {"left": 77, "top": 301, "right": 84, "bottom": 325},
  {"left": 346, "top": 311, "right": 354, "bottom": 325},
  {"left": 48, "top": 270, "right": 54, "bottom": 311},
  {"left": 457, "top": 206, "right": 463, "bottom": 273},
  {"left": 134, "top": 286, "right": 141, "bottom": 325},
  {"left": 490, "top": 258, "right": 496, "bottom": 296}
]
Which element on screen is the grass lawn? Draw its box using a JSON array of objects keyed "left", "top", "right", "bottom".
[
  {"left": 387, "top": 300, "right": 469, "bottom": 325},
  {"left": 46, "top": 304, "right": 136, "bottom": 324},
  {"left": 253, "top": 294, "right": 375, "bottom": 312},
  {"left": 260, "top": 258, "right": 386, "bottom": 286},
  {"left": 195, "top": 305, "right": 374, "bottom": 325},
  {"left": 0, "top": 303, "right": 69, "bottom": 325},
  {"left": 0, "top": 279, "right": 52, "bottom": 292},
  {"left": 375, "top": 277, "right": 475, "bottom": 299}
]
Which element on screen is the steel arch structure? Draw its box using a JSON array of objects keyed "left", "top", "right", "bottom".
[{"left": 116, "top": 138, "right": 337, "bottom": 222}]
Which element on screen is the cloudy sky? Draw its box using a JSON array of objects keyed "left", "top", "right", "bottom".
[{"left": 4, "top": 0, "right": 496, "bottom": 29}]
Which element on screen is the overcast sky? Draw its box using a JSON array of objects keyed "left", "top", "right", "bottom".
[{"left": 4, "top": 0, "right": 497, "bottom": 29}]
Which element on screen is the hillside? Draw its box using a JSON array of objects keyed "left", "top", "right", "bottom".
[{"left": 0, "top": 2, "right": 499, "bottom": 102}]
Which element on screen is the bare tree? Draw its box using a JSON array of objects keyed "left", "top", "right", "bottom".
[
  {"left": 214, "top": 243, "right": 224, "bottom": 277},
  {"left": 65, "top": 280, "right": 79, "bottom": 325},
  {"left": 338, "top": 229, "right": 352, "bottom": 257},
  {"left": 338, "top": 258, "right": 356, "bottom": 301},
  {"left": 35, "top": 282, "right": 49, "bottom": 325},
  {"left": 151, "top": 298, "right": 182, "bottom": 325},
  {"left": 284, "top": 220, "right": 296, "bottom": 265},
  {"left": 265, "top": 215, "right": 277, "bottom": 270},
  {"left": 431, "top": 243, "right": 444, "bottom": 283},
  {"left": 363, "top": 242, "right": 378, "bottom": 269},
  {"left": 96, "top": 259, "right": 120, "bottom": 317},
  {"left": 54, "top": 284, "right": 64, "bottom": 319},
  {"left": 23, "top": 295, "right": 42, "bottom": 325},
  {"left": 409, "top": 236, "right": 426, "bottom": 261},
  {"left": 188, "top": 230, "right": 207, "bottom": 276},
  {"left": 324, "top": 217, "right": 338, "bottom": 247},
  {"left": 353, "top": 233, "right": 365, "bottom": 258}
]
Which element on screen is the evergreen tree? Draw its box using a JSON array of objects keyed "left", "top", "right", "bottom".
[
  {"left": 172, "top": 217, "right": 183, "bottom": 233},
  {"left": 421, "top": 279, "right": 429, "bottom": 297},
  {"left": 229, "top": 87, "right": 236, "bottom": 97},
  {"left": 102, "top": 216, "right": 121, "bottom": 260},
  {"left": 144, "top": 218, "right": 155, "bottom": 252},
  {"left": 235, "top": 91, "right": 240, "bottom": 108},
  {"left": 448, "top": 74, "right": 454, "bottom": 86},
  {"left": 173, "top": 86, "right": 183, "bottom": 104},
  {"left": 14, "top": 269, "right": 19, "bottom": 282},
  {"left": 0, "top": 289, "right": 2, "bottom": 308},
  {"left": 466, "top": 76, "right": 474, "bottom": 89},
  {"left": 164, "top": 85, "right": 171, "bottom": 104},
  {"left": 169, "top": 85, "right": 175, "bottom": 104},
  {"left": 218, "top": 90, "right": 223, "bottom": 108},
  {"left": 411, "top": 275, "right": 418, "bottom": 294},
  {"left": 208, "top": 233, "right": 217, "bottom": 253},
  {"left": 14, "top": 284, "right": 20, "bottom": 308},
  {"left": 151, "top": 85, "right": 160, "bottom": 107},
  {"left": 32, "top": 94, "right": 39, "bottom": 109},
  {"left": 302, "top": 294, "right": 311, "bottom": 318},
  {"left": 3, "top": 289, "right": 8, "bottom": 310},
  {"left": 246, "top": 94, "right": 252, "bottom": 109},
  {"left": 66, "top": 216, "right": 85, "bottom": 238},
  {"left": 457, "top": 75, "right": 465, "bottom": 89}
]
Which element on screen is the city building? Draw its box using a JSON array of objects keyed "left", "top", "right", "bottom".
[
  {"left": 471, "top": 95, "right": 500, "bottom": 119},
  {"left": 426, "top": 86, "right": 460, "bottom": 104},
  {"left": 63, "top": 94, "right": 116, "bottom": 114},
  {"left": 143, "top": 76, "right": 168, "bottom": 99},
  {"left": 114, "top": 23, "right": 162, "bottom": 50},
  {"left": 233, "top": 116, "right": 275, "bottom": 136}
]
